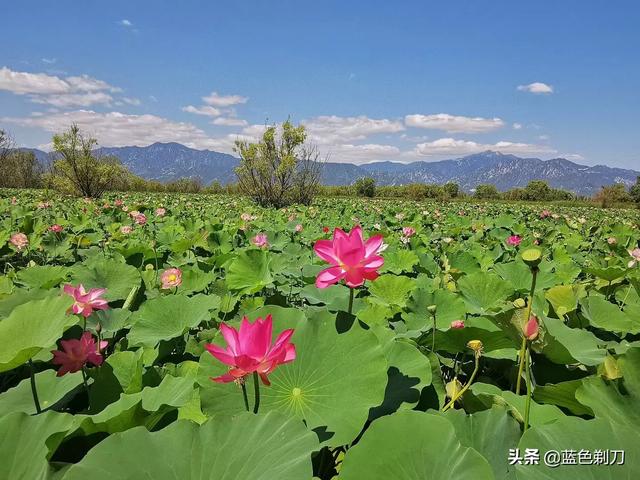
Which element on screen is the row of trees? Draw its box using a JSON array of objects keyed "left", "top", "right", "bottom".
[{"left": 0, "top": 130, "right": 43, "bottom": 188}]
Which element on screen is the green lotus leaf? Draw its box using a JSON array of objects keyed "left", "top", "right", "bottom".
[
  {"left": 69, "top": 258, "right": 141, "bottom": 301},
  {"left": 226, "top": 249, "right": 273, "bottom": 294},
  {"left": 458, "top": 272, "right": 514, "bottom": 315}
]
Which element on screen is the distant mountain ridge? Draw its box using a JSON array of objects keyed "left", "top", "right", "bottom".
[{"left": 21, "top": 143, "right": 639, "bottom": 196}]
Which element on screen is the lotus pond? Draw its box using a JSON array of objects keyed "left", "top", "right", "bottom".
[{"left": 1, "top": 190, "right": 640, "bottom": 479}]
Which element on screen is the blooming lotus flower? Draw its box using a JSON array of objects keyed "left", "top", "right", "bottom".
[
  {"left": 313, "top": 225, "right": 384, "bottom": 288},
  {"left": 607, "top": 237, "right": 617, "bottom": 246},
  {"left": 120, "top": 225, "right": 133, "bottom": 235},
  {"left": 114, "top": 199, "right": 123, "bottom": 207},
  {"left": 155, "top": 207, "right": 166, "bottom": 217},
  {"left": 10, "top": 233, "right": 28, "bottom": 250},
  {"left": 51, "top": 331, "right": 108, "bottom": 376},
  {"left": 295, "top": 224, "right": 303, "bottom": 233},
  {"left": 160, "top": 268, "right": 182, "bottom": 289},
  {"left": 540, "top": 210, "right": 551, "bottom": 219},
  {"left": 252, "top": 233, "right": 269, "bottom": 248},
  {"left": 134, "top": 213, "right": 147, "bottom": 225},
  {"left": 205, "top": 315, "right": 296, "bottom": 385},
  {"left": 524, "top": 315, "right": 539, "bottom": 340},
  {"left": 450, "top": 320, "right": 465, "bottom": 329},
  {"left": 628, "top": 248, "right": 640, "bottom": 268},
  {"left": 402, "top": 226, "right": 416, "bottom": 238},
  {"left": 506, "top": 235, "right": 522, "bottom": 247},
  {"left": 63, "top": 284, "right": 109, "bottom": 318},
  {"left": 49, "top": 224, "right": 63, "bottom": 233}
]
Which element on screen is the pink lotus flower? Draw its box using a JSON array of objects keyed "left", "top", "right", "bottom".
[
  {"left": 160, "top": 268, "right": 182, "bottom": 289},
  {"left": 295, "top": 224, "right": 303, "bottom": 233},
  {"left": 134, "top": 213, "right": 147, "bottom": 225},
  {"left": 49, "top": 224, "right": 63, "bottom": 233},
  {"left": 313, "top": 225, "right": 384, "bottom": 288},
  {"left": 402, "top": 226, "right": 416, "bottom": 238},
  {"left": 506, "top": 235, "right": 522, "bottom": 247},
  {"left": 607, "top": 237, "right": 617, "bottom": 246},
  {"left": 524, "top": 315, "right": 539, "bottom": 341},
  {"left": 450, "top": 320, "right": 465, "bottom": 329},
  {"left": 540, "top": 210, "right": 552, "bottom": 219},
  {"left": 155, "top": 207, "right": 166, "bottom": 217},
  {"left": 51, "top": 331, "right": 108, "bottom": 376},
  {"left": 63, "top": 284, "right": 109, "bottom": 318},
  {"left": 205, "top": 315, "right": 296, "bottom": 385},
  {"left": 120, "top": 225, "right": 133, "bottom": 235},
  {"left": 252, "top": 233, "right": 269, "bottom": 248},
  {"left": 10, "top": 233, "right": 29, "bottom": 250},
  {"left": 628, "top": 248, "right": 640, "bottom": 268},
  {"left": 11, "top": 196, "right": 17, "bottom": 205},
  {"left": 322, "top": 226, "right": 330, "bottom": 233},
  {"left": 114, "top": 199, "right": 123, "bottom": 207}
]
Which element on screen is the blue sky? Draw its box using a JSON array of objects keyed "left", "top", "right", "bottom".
[{"left": 1, "top": 0, "right": 639, "bottom": 167}]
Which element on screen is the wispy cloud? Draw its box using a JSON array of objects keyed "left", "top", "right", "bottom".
[
  {"left": 413, "top": 138, "right": 556, "bottom": 157},
  {"left": 405, "top": 113, "right": 504, "bottom": 133},
  {"left": 41, "top": 58, "right": 57, "bottom": 64},
  {"left": 517, "top": 82, "right": 554, "bottom": 94},
  {"left": 119, "top": 19, "right": 133, "bottom": 27}
]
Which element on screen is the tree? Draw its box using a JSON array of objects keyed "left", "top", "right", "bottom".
[
  {"left": 474, "top": 184, "right": 499, "bottom": 199},
  {"left": 630, "top": 177, "right": 640, "bottom": 205},
  {"left": 443, "top": 182, "right": 459, "bottom": 199},
  {"left": 234, "top": 120, "right": 323, "bottom": 208},
  {"left": 50, "top": 125, "right": 131, "bottom": 197},
  {"left": 354, "top": 177, "right": 376, "bottom": 198},
  {"left": 0, "top": 130, "right": 43, "bottom": 188},
  {"left": 594, "top": 183, "right": 632, "bottom": 207},
  {"left": 523, "top": 180, "right": 552, "bottom": 201}
]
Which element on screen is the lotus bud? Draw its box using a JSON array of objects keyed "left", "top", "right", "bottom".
[
  {"left": 446, "top": 377, "right": 463, "bottom": 400},
  {"left": 450, "top": 320, "right": 465, "bottom": 329},
  {"left": 524, "top": 315, "right": 539, "bottom": 341},
  {"left": 598, "top": 354, "right": 622, "bottom": 380}
]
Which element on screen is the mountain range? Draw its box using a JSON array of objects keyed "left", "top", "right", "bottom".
[{"left": 22, "top": 143, "right": 639, "bottom": 196}]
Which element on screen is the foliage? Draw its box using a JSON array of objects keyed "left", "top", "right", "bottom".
[
  {"left": 474, "top": 183, "right": 500, "bottom": 199},
  {"left": 593, "top": 183, "right": 633, "bottom": 207},
  {"left": 354, "top": 177, "right": 376, "bottom": 197},
  {"left": 49, "top": 125, "right": 134, "bottom": 198},
  {"left": 0, "top": 191, "right": 639, "bottom": 478},
  {"left": 234, "top": 120, "right": 323, "bottom": 208}
]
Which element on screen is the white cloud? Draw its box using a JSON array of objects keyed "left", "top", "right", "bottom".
[
  {"left": 414, "top": 138, "right": 556, "bottom": 156},
  {"left": 517, "top": 82, "right": 554, "bottom": 94},
  {"left": 1, "top": 109, "right": 245, "bottom": 152},
  {"left": 182, "top": 105, "right": 222, "bottom": 117},
  {"left": 31, "top": 92, "right": 114, "bottom": 108},
  {"left": 512, "top": 123, "right": 522, "bottom": 130},
  {"left": 0, "top": 67, "right": 123, "bottom": 107},
  {"left": 212, "top": 117, "right": 248, "bottom": 126},
  {"left": 303, "top": 115, "right": 405, "bottom": 144},
  {"left": 326, "top": 143, "right": 400, "bottom": 163},
  {"left": 119, "top": 19, "right": 133, "bottom": 27},
  {"left": 148, "top": 95, "right": 158, "bottom": 102},
  {"left": 0, "top": 67, "right": 69, "bottom": 94},
  {"left": 122, "top": 97, "right": 141, "bottom": 106},
  {"left": 41, "top": 58, "right": 57, "bottom": 64},
  {"left": 405, "top": 113, "right": 504, "bottom": 133},
  {"left": 538, "top": 134, "right": 550, "bottom": 141},
  {"left": 202, "top": 91, "right": 248, "bottom": 107}
]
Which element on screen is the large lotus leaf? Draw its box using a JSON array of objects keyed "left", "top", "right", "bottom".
[
  {"left": 580, "top": 296, "right": 640, "bottom": 334},
  {"left": 381, "top": 249, "right": 419, "bottom": 274},
  {"left": 69, "top": 259, "right": 141, "bottom": 301},
  {"left": 62, "top": 411, "right": 317, "bottom": 480},
  {"left": 127, "top": 294, "right": 217, "bottom": 346},
  {"left": 458, "top": 272, "right": 513, "bottom": 315},
  {"left": 0, "top": 369, "right": 83, "bottom": 415},
  {"left": 533, "top": 380, "right": 593, "bottom": 416},
  {"left": 369, "top": 326, "right": 432, "bottom": 417},
  {"left": 541, "top": 317, "right": 606, "bottom": 366},
  {"left": 368, "top": 274, "right": 416, "bottom": 309},
  {"left": 469, "top": 383, "right": 565, "bottom": 427},
  {"left": 198, "top": 311, "right": 387, "bottom": 446},
  {"left": 544, "top": 284, "right": 586, "bottom": 317},
  {"left": 340, "top": 411, "right": 494, "bottom": 480},
  {"left": 0, "top": 411, "right": 74, "bottom": 480},
  {"left": 73, "top": 374, "right": 195, "bottom": 435},
  {"left": 435, "top": 406, "right": 522, "bottom": 480},
  {"left": 585, "top": 266, "right": 628, "bottom": 282},
  {"left": 176, "top": 267, "right": 215, "bottom": 294},
  {"left": 402, "top": 288, "right": 467, "bottom": 333},
  {"left": 226, "top": 249, "right": 273, "bottom": 294},
  {"left": 0, "top": 295, "right": 74, "bottom": 372},
  {"left": 494, "top": 262, "right": 556, "bottom": 293},
  {"left": 15, "top": 265, "right": 69, "bottom": 290},
  {"left": 575, "top": 347, "right": 640, "bottom": 428},
  {"left": 106, "top": 349, "right": 144, "bottom": 393},
  {"left": 516, "top": 417, "right": 640, "bottom": 479}
]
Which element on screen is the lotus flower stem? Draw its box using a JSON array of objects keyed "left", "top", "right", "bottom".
[
  {"left": 240, "top": 382, "right": 250, "bottom": 412},
  {"left": 252, "top": 371, "right": 261, "bottom": 414},
  {"left": 516, "top": 268, "right": 538, "bottom": 394},
  {"left": 442, "top": 353, "right": 480, "bottom": 412},
  {"left": 524, "top": 345, "right": 532, "bottom": 431},
  {"left": 28, "top": 359, "right": 42, "bottom": 414},
  {"left": 348, "top": 288, "right": 355, "bottom": 315}
]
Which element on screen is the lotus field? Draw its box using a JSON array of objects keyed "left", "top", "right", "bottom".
[{"left": 2, "top": 190, "right": 640, "bottom": 479}]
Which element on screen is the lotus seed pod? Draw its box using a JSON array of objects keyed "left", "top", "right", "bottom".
[
  {"left": 427, "top": 305, "right": 437, "bottom": 315},
  {"left": 521, "top": 247, "right": 542, "bottom": 268},
  {"left": 513, "top": 298, "right": 526, "bottom": 309}
]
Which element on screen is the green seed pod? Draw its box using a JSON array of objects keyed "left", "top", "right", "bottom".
[{"left": 521, "top": 248, "right": 542, "bottom": 268}]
